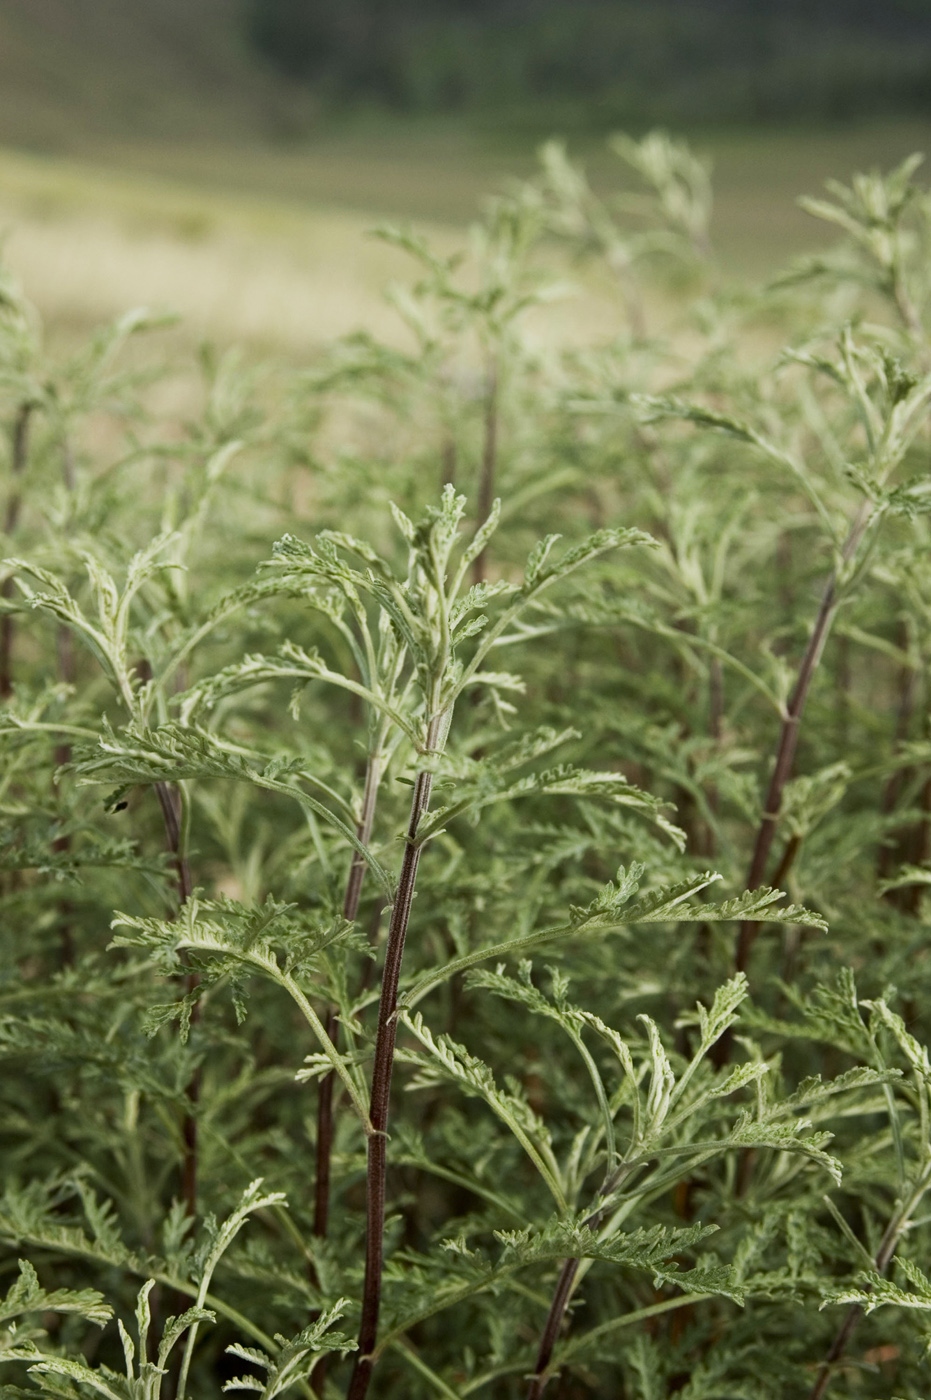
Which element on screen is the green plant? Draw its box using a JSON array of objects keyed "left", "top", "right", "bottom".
[{"left": 1, "top": 134, "right": 931, "bottom": 1400}]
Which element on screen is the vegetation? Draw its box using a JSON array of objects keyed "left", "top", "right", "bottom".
[
  {"left": 246, "top": 0, "right": 931, "bottom": 128},
  {"left": 2, "top": 0, "right": 930, "bottom": 157},
  {"left": 1, "top": 130, "right": 931, "bottom": 1400}
]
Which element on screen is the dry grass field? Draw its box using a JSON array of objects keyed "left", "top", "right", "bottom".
[{"left": 1, "top": 121, "right": 930, "bottom": 355}]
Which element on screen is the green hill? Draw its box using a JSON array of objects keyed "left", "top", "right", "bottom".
[
  {"left": 0, "top": 0, "right": 310, "bottom": 152},
  {"left": 3, "top": 0, "right": 931, "bottom": 161}
]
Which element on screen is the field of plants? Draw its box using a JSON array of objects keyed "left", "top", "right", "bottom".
[{"left": 1, "top": 130, "right": 931, "bottom": 1400}]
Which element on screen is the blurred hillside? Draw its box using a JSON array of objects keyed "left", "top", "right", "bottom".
[
  {"left": 246, "top": 0, "right": 931, "bottom": 129},
  {"left": 0, "top": 0, "right": 930, "bottom": 355},
  {"left": 0, "top": 0, "right": 311, "bottom": 151},
  {"left": 2, "top": 0, "right": 930, "bottom": 159}
]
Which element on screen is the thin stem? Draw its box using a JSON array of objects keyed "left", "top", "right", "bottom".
[
  {"left": 527, "top": 1258, "right": 580, "bottom": 1400},
  {"left": 311, "top": 757, "right": 382, "bottom": 1396},
  {"left": 155, "top": 779, "right": 198, "bottom": 1218},
  {"left": 155, "top": 780, "right": 193, "bottom": 906},
  {"left": 734, "top": 576, "right": 836, "bottom": 972},
  {"left": 347, "top": 717, "right": 443, "bottom": 1400},
  {"left": 527, "top": 1012, "right": 751, "bottom": 1398},
  {"left": 0, "top": 402, "right": 34, "bottom": 699},
  {"left": 525, "top": 1159, "right": 638, "bottom": 1397},
  {"left": 809, "top": 1161, "right": 931, "bottom": 1400},
  {"left": 314, "top": 757, "right": 382, "bottom": 1239},
  {"left": 735, "top": 504, "right": 872, "bottom": 974}
]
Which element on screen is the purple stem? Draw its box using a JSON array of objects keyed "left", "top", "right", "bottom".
[{"left": 347, "top": 727, "right": 439, "bottom": 1400}]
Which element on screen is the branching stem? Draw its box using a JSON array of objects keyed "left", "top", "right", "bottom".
[
  {"left": 347, "top": 717, "right": 443, "bottom": 1400},
  {"left": 735, "top": 503, "right": 872, "bottom": 974},
  {"left": 809, "top": 1160, "right": 931, "bottom": 1399}
]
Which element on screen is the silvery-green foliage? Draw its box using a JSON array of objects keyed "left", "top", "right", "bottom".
[{"left": 1, "top": 136, "right": 931, "bottom": 1400}]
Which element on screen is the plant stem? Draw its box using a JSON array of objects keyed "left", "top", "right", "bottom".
[
  {"left": 311, "top": 759, "right": 382, "bottom": 1396},
  {"left": 347, "top": 718, "right": 442, "bottom": 1400},
  {"left": 527, "top": 1258, "right": 581, "bottom": 1400},
  {"left": 314, "top": 756, "right": 382, "bottom": 1242},
  {"left": 155, "top": 778, "right": 198, "bottom": 1217},
  {"left": 735, "top": 505, "right": 871, "bottom": 974},
  {"left": 525, "top": 1166, "right": 637, "bottom": 1396},
  {"left": 155, "top": 780, "right": 193, "bottom": 906},
  {"left": 734, "top": 576, "right": 836, "bottom": 972},
  {"left": 0, "top": 402, "right": 34, "bottom": 699},
  {"left": 809, "top": 1161, "right": 931, "bottom": 1399},
  {"left": 54, "top": 436, "right": 77, "bottom": 966}
]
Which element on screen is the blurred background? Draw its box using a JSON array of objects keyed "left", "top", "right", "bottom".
[{"left": 1, "top": 0, "right": 930, "bottom": 351}]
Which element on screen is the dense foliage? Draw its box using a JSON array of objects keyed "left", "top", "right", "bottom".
[
  {"left": 2, "top": 133, "right": 931, "bottom": 1399},
  {"left": 244, "top": 0, "right": 931, "bottom": 126}
]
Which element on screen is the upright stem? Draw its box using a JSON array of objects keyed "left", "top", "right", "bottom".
[
  {"left": 1, "top": 403, "right": 34, "bottom": 699},
  {"left": 529, "top": 521, "right": 872, "bottom": 1394},
  {"left": 735, "top": 505, "right": 871, "bottom": 974},
  {"left": 54, "top": 436, "right": 77, "bottom": 966},
  {"left": 314, "top": 756, "right": 382, "bottom": 1242},
  {"left": 527, "top": 1258, "right": 581, "bottom": 1400},
  {"left": 155, "top": 778, "right": 198, "bottom": 1217},
  {"left": 347, "top": 721, "right": 441, "bottom": 1400},
  {"left": 734, "top": 574, "right": 836, "bottom": 973},
  {"left": 155, "top": 780, "right": 193, "bottom": 906},
  {"left": 471, "top": 363, "right": 498, "bottom": 588},
  {"left": 809, "top": 1161, "right": 931, "bottom": 1400}
]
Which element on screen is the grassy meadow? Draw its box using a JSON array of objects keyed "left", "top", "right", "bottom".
[{"left": 2, "top": 120, "right": 930, "bottom": 356}]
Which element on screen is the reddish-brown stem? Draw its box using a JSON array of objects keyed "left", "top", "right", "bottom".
[
  {"left": 808, "top": 1208, "right": 903, "bottom": 1400},
  {"left": 155, "top": 780, "right": 193, "bottom": 906},
  {"left": 734, "top": 574, "right": 837, "bottom": 973},
  {"left": 526, "top": 1162, "right": 638, "bottom": 1397},
  {"left": 736, "top": 504, "right": 872, "bottom": 974},
  {"left": 54, "top": 438, "right": 77, "bottom": 966},
  {"left": 1, "top": 403, "right": 34, "bottom": 699},
  {"left": 471, "top": 363, "right": 498, "bottom": 587},
  {"left": 771, "top": 832, "right": 802, "bottom": 892},
  {"left": 313, "top": 757, "right": 382, "bottom": 1242},
  {"left": 527, "top": 1258, "right": 581, "bottom": 1399},
  {"left": 347, "top": 730, "right": 439, "bottom": 1400},
  {"left": 154, "top": 778, "right": 198, "bottom": 1217}
]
